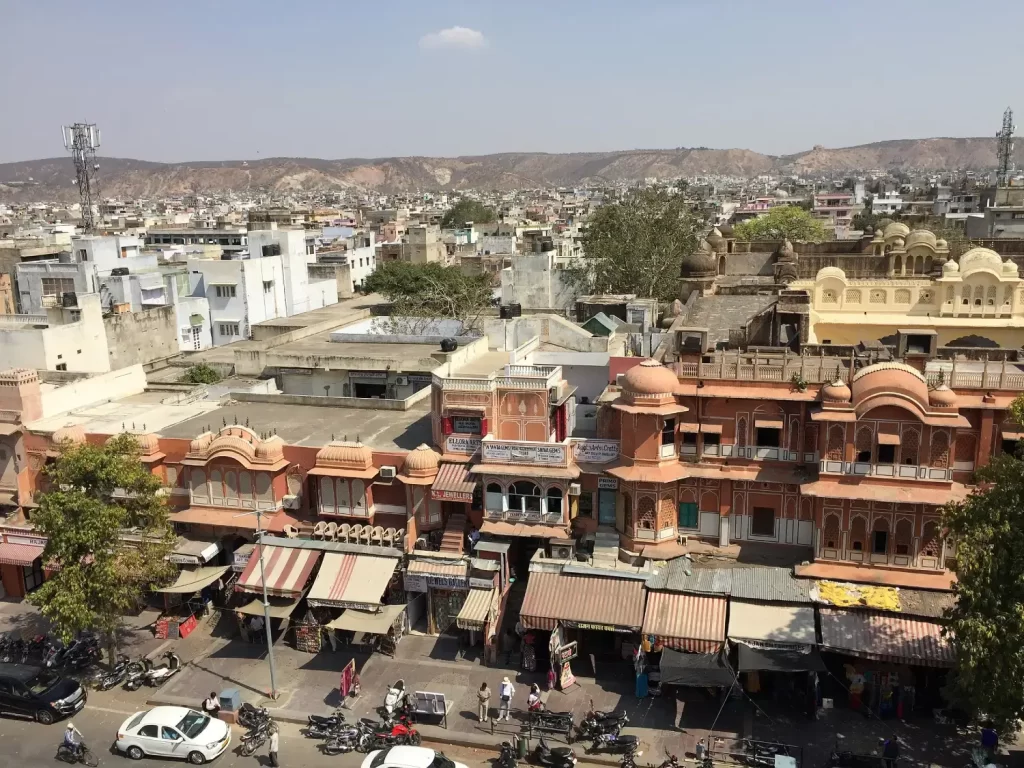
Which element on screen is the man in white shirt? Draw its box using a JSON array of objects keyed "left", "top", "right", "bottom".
[{"left": 499, "top": 676, "right": 515, "bottom": 721}]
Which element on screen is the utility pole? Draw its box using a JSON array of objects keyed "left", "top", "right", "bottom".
[
  {"left": 62, "top": 123, "right": 101, "bottom": 233},
  {"left": 235, "top": 508, "right": 279, "bottom": 699}
]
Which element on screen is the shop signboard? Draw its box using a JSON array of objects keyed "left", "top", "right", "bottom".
[
  {"left": 404, "top": 572, "right": 429, "bottom": 593},
  {"left": 482, "top": 441, "right": 567, "bottom": 465},
  {"left": 559, "top": 661, "right": 576, "bottom": 690},
  {"left": 598, "top": 477, "right": 619, "bottom": 490},
  {"left": 561, "top": 620, "right": 636, "bottom": 633},
  {"left": 557, "top": 641, "right": 578, "bottom": 663},
  {"left": 168, "top": 554, "right": 201, "bottom": 565},
  {"left": 351, "top": 371, "right": 388, "bottom": 379},
  {"left": 469, "top": 576, "right": 495, "bottom": 589},
  {"left": 422, "top": 573, "right": 469, "bottom": 590},
  {"left": 453, "top": 416, "right": 481, "bottom": 434},
  {"left": 572, "top": 440, "right": 620, "bottom": 465},
  {"left": 232, "top": 549, "right": 253, "bottom": 572},
  {"left": 5, "top": 534, "right": 47, "bottom": 548},
  {"left": 446, "top": 436, "right": 481, "bottom": 455}
]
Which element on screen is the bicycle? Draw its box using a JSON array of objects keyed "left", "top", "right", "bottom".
[{"left": 56, "top": 742, "right": 100, "bottom": 767}]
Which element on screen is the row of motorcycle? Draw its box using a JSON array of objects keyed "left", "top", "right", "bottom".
[
  {"left": 97, "top": 651, "right": 182, "bottom": 691},
  {"left": 300, "top": 709, "right": 422, "bottom": 755},
  {"left": 238, "top": 704, "right": 279, "bottom": 757},
  {"left": 527, "top": 705, "right": 640, "bottom": 754},
  {"left": 0, "top": 631, "right": 101, "bottom": 671}
]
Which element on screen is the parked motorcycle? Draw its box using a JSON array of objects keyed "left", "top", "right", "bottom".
[
  {"left": 98, "top": 654, "right": 131, "bottom": 690},
  {"left": 742, "top": 739, "right": 790, "bottom": 768},
  {"left": 619, "top": 747, "right": 643, "bottom": 768},
  {"left": 238, "top": 703, "right": 272, "bottom": 730},
  {"left": 308, "top": 710, "right": 346, "bottom": 729},
  {"left": 357, "top": 719, "right": 421, "bottom": 752},
  {"left": 123, "top": 657, "right": 151, "bottom": 691},
  {"left": 657, "top": 753, "right": 680, "bottom": 768},
  {"left": 575, "top": 709, "right": 628, "bottom": 742},
  {"left": 534, "top": 735, "right": 577, "bottom": 768},
  {"left": 498, "top": 741, "right": 518, "bottom": 768},
  {"left": 321, "top": 727, "right": 363, "bottom": 755},
  {"left": 142, "top": 651, "right": 181, "bottom": 687},
  {"left": 587, "top": 733, "right": 640, "bottom": 755},
  {"left": 241, "top": 720, "right": 276, "bottom": 757},
  {"left": 304, "top": 720, "right": 356, "bottom": 740},
  {"left": 531, "top": 709, "right": 574, "bottom": 735}
]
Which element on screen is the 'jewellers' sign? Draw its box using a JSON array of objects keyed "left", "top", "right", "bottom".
[
  {"left": 482, "top": 441, "right": 566, "bottom": 465},
  {"left": 572, "top": 440, "right": 620, "bottom": 465}
]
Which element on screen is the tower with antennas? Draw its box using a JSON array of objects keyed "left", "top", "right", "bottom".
[
  {"left": 62, "top": 123, "right": 101, "bottom": 232},
  {"left": 996, "top": 107, "right": 1015, "bottom": 186}
]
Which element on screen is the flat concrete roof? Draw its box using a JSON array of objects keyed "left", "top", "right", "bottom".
[
  {"left": 157, "top": 399, "right": 433, "bottom": 451},
  {"left": 448, "top": 350, "right": 509, "bottom": 377},
  {"left": 269, "top": 333, "right": 443, "bottom": 370},
  {"left": 26, "top": 392, "right": 221, "bottom": 436}
]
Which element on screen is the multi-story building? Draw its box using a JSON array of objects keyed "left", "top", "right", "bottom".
[
  {"left": 871, "top": 192, "right": 905, "bottom": 215},
  {"left": 188, "top": 256, "right": 286, "bottom": 345},
  {"left": 144, "top": 226, "right": 248, "bottom": 256},
  {"left": 812, "top": 192, "right": 855, "bottom": 238}
]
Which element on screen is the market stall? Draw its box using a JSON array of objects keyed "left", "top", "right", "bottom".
[
  {"left": 326, "top": 603, "right": 407, "bottom": 654},
  {"left": 155, "top": 565, "right": 230, "bottom": 639}
]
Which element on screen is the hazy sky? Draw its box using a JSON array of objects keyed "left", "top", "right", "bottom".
[{"left": 2, "top": 0, "right": 1022, "bottom": 163}]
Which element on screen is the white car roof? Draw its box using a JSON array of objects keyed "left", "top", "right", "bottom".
[
  {"left": 139, "top": 706, "right": 197, "bottom": 725},
  {"left": 377, "top": 746, "right": 437, "bottom": 768}
]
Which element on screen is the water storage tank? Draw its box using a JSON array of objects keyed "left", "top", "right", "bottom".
[{"left": 440, "top": 338, "right": 458, "bottom": 352}]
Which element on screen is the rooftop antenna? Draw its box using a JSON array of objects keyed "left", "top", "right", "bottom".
[
  {"left": 61, "top": 123, "right": 101, "bottom": 233},
  {"left": 996, "top": 107, "right": 1015, "bottom": 187}
]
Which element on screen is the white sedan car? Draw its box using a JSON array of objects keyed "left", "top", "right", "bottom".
[
  {"left": 116, "top": 706, "right": 231, "bottom": 764},
  {"left": 362, "top": 746, "right": 469, "bottom": 768}
]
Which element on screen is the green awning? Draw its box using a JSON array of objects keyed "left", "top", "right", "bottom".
[
  {"left": 157, "top": 565, "right": 230, "bottom": 594},
  {"left": 326, "top": 603, "right": 406, "bottom": 634},
  {"left": 237, "top": 594, "right": 304, "bottom": 619}
]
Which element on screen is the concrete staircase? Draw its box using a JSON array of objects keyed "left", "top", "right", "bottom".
[{"left": 591, "top": 529, "right": 621, "bottom": 569}]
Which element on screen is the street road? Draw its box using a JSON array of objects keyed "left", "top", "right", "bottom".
[{"left": 0, "top": 703, "right": 498, "bottom": 768}]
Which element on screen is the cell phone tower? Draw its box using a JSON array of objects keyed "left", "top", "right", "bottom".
[
  {"left": 996, "top": 107, "right": 1015, "bottom": 187},
  {"left": 62, "top": 123, "right": 101, "bottom": 232}
]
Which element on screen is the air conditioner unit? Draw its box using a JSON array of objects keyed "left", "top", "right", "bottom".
[
  {"left": 568, "top": 483, "right": 581, "bottom": 496},
  {"left": 395, "top": 376, "right": 409, "bottom": 386},
  {"left": 550, "top": 540, "right": 575, "bottom": 560},
  {"left": 282, "top": 494, "right": 300, "bottom": 510},
  {"left": 379, "top": 466, "right": 397, "bottom": 480}
]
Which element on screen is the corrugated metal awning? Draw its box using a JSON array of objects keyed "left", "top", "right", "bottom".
[
  {"left": 457, "top": 587, "right": 495, "bottom": 630},
  {"left": 407, "top": 559, "right": 467, "bottom": 577},
  {"left": 819, "top": 608, "right": 954, "bottom": 667},
  {"left": 643, "top": 592, "right": 726, "bottom": 652},
  {"left": 431, "top": 463, "right": 476, "bottom": 502},
  {"left": 237, "top": 545, "right": 321, "bottom": 598},
  {"left": 0, "top": 542, "right": 44, "bottom": 566},
  {"left": 307, "top": 553, "right": 397, "bottom": 609},
  {"left": 521, "top": 571, "right": 645, "bottom": 631},
  {"left": 727, "top": 600, "right": 816, "bottom": 646}
]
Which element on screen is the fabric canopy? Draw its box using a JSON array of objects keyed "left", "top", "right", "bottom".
[
  {"left": 643, "top": 592, "right": 727, "bottom": 653},
  {"left": 307, "top": 553, "right": 397, "bottom": 609},
  {"left": 521, "top": 571, "right": 645, "bottom": 631},
  {"left": 659, "top": 648, "right": 735, "bottom": 687},
  {"left": 237, "top": 594, "right": 304, "bottom": 620},
  {"left": 819, "top": 608, "right": 954, "bottom": 667},
  {"left": 237, "top": 545, "right": 321, "bottom": 598},
  {"left": 431, "top": 463, "right": 476, "bottom": 502},
  {"left": 457, "top": 588, "right": 494, "bottom": 630},
  {"left": 157, "top": 565, "right": 230, "bottom": 594},
  {"left": 727, "top": 600, "right": 816, "bottom": 646},
  {"left": 737, "top": 644, "right": 826, "bottom": 672},
  {"left": 0, "top": 542, "right": 44, "bottom": 567},
  {"left": 168, "top": 537, "right": 222, "bottom": 565},
  {"left": 326, "top": 603, "right": 406, "bottom": 634}
]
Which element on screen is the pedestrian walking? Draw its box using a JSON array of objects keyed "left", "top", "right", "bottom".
[
  {"left": 499, "top": 676, "right": 515, "bottom": 721},
  {"left": 695, "top": 738, "right": 706, "bottom": 764},
  {"left": 547, "top": 665, "right": 557, "bottom": 691},
  {"left": 478, "top": 682, "right": 492, "bottom": 722},
  {"left": 527, "top": 683, "right": 542, "bottom": 711},
  {"left": 268, "top": 725, "right": 280, "bottom": 767}
]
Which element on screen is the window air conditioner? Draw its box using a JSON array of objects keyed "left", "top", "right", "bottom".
[
  {"left": 549, "top": 541, "right": 576, "bottom": 560},
  {"left": 379, "top": 466, "right": 397, "bottom": 480},
  {"left": 568, "top": 483, "right": 581, "bottom": 496},
  {"left": 395, "top": 376, "right": 409, "bottom": 386}
]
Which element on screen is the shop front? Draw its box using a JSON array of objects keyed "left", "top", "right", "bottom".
[
  {"left": 819, "top": 607, "right": 953, "bottom": 718},
  {"left": 0, "top": 529, "right": 47, "bottom": 600},
  {"left": 305, "top": 550, "right": 402, "bottom": 653},
  {"left": 520, "top": 570, "right": 646, "bottom": 678},
  {"left": 155, "top": 565, "right": 231, "bottom": 639},
  {"left": 431, "top": 462, "right": 478, "bottom": 528},
  {"left": 233, "top": 543, "right": 323, "bottom": 644},
  {"left": 642, "top": 591, "right": 729, "bottom": 695},
  {"left": 404, "top": 555, "right": 470, "bottom": 635},
  {"left": 727, "top": 600, "right": 822, "bottom": 717}
]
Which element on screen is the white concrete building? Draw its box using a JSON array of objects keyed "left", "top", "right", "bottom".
[
  {"left": 189, "top": 257, "right": 285, "bottom": 345},
  {"left": 0, "top": 294, "right": 110, "bottom": 372},
  {"left": 246, "top": 228, "right": 339, "bottom": 315},
  {"left": 871, "top": 192, "right": 906, "bottom": 215}
]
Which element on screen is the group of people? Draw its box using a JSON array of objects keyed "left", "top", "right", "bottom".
[{"left": 477, "top": 678, "right": 548, "bottom": 722}]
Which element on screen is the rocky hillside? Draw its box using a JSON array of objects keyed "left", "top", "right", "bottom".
[{"left": 2, "top": 136, "right": 1021, "bottom": 201}]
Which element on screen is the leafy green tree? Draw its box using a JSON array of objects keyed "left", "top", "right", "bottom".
[
  {"left": 364, "top": 261, "right": 493, "bottom": 331},
  {"left": 943, "top": 396, "right": 1024, "bottom": 733},
  {"left": 181, "top": 363, "right": 221, "bottom": 385},
  {"left": 29, "top": 433, "right": 174, "bottom": 655},
  {"left": 441, "top": 198, "right": 496, "bottom": 229},
  {"left": 733, "top": 205, "right": 829, "bottom": 242},
  {"left": 570, "top": 186, "right": 704, "bottom": 300},
  {"left": 852, "top": 211, "right": 880, "bottom": 232}
]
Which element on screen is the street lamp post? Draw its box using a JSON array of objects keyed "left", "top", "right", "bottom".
[{"left": 236, "top": 507, "right": 278, "bottom": 699}]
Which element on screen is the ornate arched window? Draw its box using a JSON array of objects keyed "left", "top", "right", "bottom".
[
  {"left": 894, "top": 518, "right": 913, "bottom": 556},
  {"left": 850, "top": 517, "right": 867, "bottom": 551},
  {"left": 637, "top": 497, "right": 656, "bottom": 530},
  {"left": 546, "top": 487, "right": 563, "bottom": 516},
  {"left": 823, "top": 514, "right": 840, "bottom": 550}
]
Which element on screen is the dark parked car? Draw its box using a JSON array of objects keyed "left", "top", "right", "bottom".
[{"left": 0, "top": 663, "right": 86, "bottom": 724}]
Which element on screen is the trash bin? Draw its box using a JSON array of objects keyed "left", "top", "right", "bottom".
[
  {"left": 219, "top": 688, "right": 241, "bottom": 712},
  {"left": 516, "top": 734, "right": 528, "bottom": 760}
]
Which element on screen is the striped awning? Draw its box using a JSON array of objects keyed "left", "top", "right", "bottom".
[
  {"left": 407, "top": 558, "right": 467, "bottom": 577},
  {"left": 236, "top": 545, "right": 321, "bottom": 598},
  {"left": 818, "top": 608, "right": 954, "bottom": 667},
  {"left": 643, "top": 592, "right": 727, "bottom": 653},
  {"left": 307, "top": 553, "right": 397, "bottom": 609},
  {"left": 457, "top": 587, "right": 495, "bottom": 630},
  {"left": 0, "top": 542, "right": 45, "bottom": 567},
  {"left": 521, "top": 571, "right": 645, "bottom": 632},
  {"left": 431, "top": 463, "right": 476, "bottom": 502}
]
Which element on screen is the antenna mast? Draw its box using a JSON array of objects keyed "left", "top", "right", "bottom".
[
  {"left": 62, "top": 123, "right": 101, "bottom": 232},
  {"left": 996, "top": 107, "right": 1015, "bottom": 186}
]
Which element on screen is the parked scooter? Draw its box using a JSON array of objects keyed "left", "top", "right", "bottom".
[
  {"left": 142, "top": 651, "right": 181, "bottom": 687},
  {"left": 123, "top": 657, "right": 151, "bottom": 691},
  {"left": 498, "top": 741, "right": 518, "bottom": 768},
  {"left": 587, "top": 733, "right": 640, "bottom": 755},
  {"left": 98, "top": 654, "right": 131, "bottom": 690},
  {"left": 534, "top": 735, "right": 577, "bottom": 768},
  {"left": 382, "top": 679, "right": 410, "bottom": 719}
]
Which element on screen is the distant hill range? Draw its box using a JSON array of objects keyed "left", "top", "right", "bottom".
[{"left": 2, "top": 137, "right": 1022, "bottom": 202}]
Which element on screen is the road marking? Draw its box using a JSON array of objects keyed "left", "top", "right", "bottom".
[{"left": 86, "top": 704, "right": 138, "bottom": 716}]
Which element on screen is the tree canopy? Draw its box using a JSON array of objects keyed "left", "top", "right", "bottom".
[
  {"left": 181, "top": 363, "right": 221, "bottom": 385},
  {"left": 733, "top": 205, "right": 829, "bottom": 242},
  {"left": 29, "top": 433, "right": 174, "bottom": 649},
  {"left": 363, "top": 260, "right": 492, "bottom": 331},
  {"left": 943, "top": 400, "right": 1024, "bottom": 733},
  {"left": 441, "top": 198, "right": 496, "bottom": 229},
  {"left": 571, "top": 186, "right": 704, "bottom": 301}
]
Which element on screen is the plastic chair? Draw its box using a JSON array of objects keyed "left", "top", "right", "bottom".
[
  {"left": 312, "top": 521, "right": 326, "bottom": 539},
  {"left": 359, "top": 525, "right": 372, "bottom": 544},
  {"left": 382, "top": 528, "right": 395, "bottom": 546},
  {"left": 339, "top": 523, "right": 351, "bottom": 542},
  {"left": 371, "top": 526, "right": 384, "bottom": 545},
  {"left": 283, "top": 524, "right": 299, "bottom": 539},
  {"left": 350, "top": 524, "right": 363, "bottom": 543},
  {"left": 324, "top": 522, "right": 338, "bottom": 541},
  {"left": 395, "top": 531, "right": 406, "bottom": 551}
]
